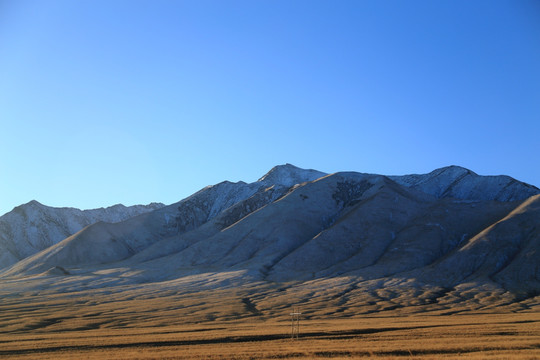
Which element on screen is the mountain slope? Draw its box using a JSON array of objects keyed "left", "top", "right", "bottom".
[
  {"left": 0, "top": 201, "right": 164, "bottom": 268},
  {"left": 414, "top": 194, "right": 540, "bottom": 291},
  {"left": 1, "top": 165, "right": 326, "bottom": 276}
]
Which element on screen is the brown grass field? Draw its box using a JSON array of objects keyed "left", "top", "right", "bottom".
[
  {"left": 1, "top": 312, "right": 540, "bottom": 359},
  {"left": 1, "top": 278, "right": 540, "bottom": 359}
]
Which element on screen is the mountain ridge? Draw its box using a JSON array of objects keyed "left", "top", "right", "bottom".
[
  {"left": 389, "top": 165, "right": 539, "bottom": 201},
  {"left": 0, "top": 200, "right": 164, "bottom": 268}
]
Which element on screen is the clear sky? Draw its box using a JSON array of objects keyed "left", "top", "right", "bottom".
[{"left": 1, "top": 0, "right": 539, "bottom": 215}]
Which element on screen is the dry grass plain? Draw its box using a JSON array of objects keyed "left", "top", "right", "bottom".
[
  {"left": 1, "top": 276, "right": 540, "bottom": 359},
  {"left": 1, "top": 312, "right": 540, "bottom": 359}
]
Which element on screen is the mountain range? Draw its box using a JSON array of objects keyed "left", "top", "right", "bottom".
[
  {"left": 0, "top": 201, "right": 164, "bottom": 268},
  {"left": 1, "top": 164, "right": 539, "bottom": 323}
]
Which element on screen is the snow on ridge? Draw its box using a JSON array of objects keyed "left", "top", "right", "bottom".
[
  {"left": 2, "top": 163, "right": 537, "bottom": 272},
  {"left": 258, "top": 163, "right": 327, "bottom": 187},
  {"left": 0, "top": 201, "right": 165, "bottom": 269},
  {"left": 390, "top": 165, "right": 539, "bottom": 202}
]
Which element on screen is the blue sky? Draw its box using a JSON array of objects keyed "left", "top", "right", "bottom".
[{"left": 1, "top": 0, "right": 539, "bottom": 215}]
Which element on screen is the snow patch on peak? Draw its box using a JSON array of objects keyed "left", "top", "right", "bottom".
[
  {"left": 390, "top": 166, "right": 539, "bottom": 201},
  {"left": 435, "top": 165, "right": 476, "bottom": 176},
  {"left": 391, "top": 166, "right": 474, "bottom": 187},
  {"left": 258, "top": 163, "right": 326, "bottom": 187}
]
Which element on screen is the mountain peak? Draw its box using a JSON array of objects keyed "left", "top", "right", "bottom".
[
  {"left": 431, "top": 165, "right": 477, "bottom": 177},
  {"left": 391, "top": 165, "right": 538, "bottom": 201},
  {"left": 258, "top": 164, "right": 326, "bottom": 187},
  {"left": 12, "top": 200, "right": 45, "bottom": 212},
  {"left": 25, "top": 200, "right": 43, "bottom": 207}
]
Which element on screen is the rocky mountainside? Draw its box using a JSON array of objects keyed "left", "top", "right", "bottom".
[
  {"left": 1, "top": 164, "right": 539, "bottom": 320},
  {"left": 0, "top": 201, "right": 164, "bottom": 268}
]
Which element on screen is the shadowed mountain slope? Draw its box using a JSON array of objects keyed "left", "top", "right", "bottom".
[{"left": 414, "top": 194, "right": 540, "bottom": 293}]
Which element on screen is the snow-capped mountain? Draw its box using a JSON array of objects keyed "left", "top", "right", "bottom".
[
  {"left": 1, "top": 164, "right": 539, "bottom": 321},
  {"left": 0, "top": 164, "right": 326, "bottom": 272},
  {"left": 390, "top": 165, "right": 539, "bottom": 201},
  {"left": 0, "top": 201, "right": 164, "bottom": 268},
  {"left": 258, "top": 163, "right": 327, "bottom": 187}
]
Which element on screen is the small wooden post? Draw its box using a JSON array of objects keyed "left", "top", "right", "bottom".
[{"left": 290, "top": 307, "right": 301, "bottom": 339}]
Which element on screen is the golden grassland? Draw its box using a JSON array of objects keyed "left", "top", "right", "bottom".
[
  {"left": 1, "top": 281, "right": 540, "bottom": 359},
  {"left": 1, "top": 312, "right": 539, "bottom": 359}
]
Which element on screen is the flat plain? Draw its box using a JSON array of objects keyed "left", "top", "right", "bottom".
[{"left": 1, "top": 293, "right": 539, "bottom": 360}]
